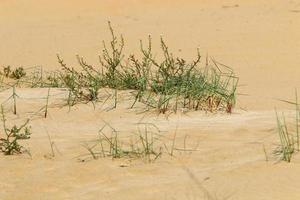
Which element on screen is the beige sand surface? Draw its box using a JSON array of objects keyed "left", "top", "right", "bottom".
[{"left": 1, "top": 0, "right": 300, "bottom": 199}]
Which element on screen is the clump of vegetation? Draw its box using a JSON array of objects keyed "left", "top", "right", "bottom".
[
  {"left": 274, "top": 91, "right": 300, "bottom": 162},
  {"left": 0, "top": 22, "right": 238, "bottom": 114},
  {"left": 55, "top": 21, "right": 238, "bottom": 113},
  {"left": 11, "top": 67, "right": 26, "bottom": 79},
  {"left": 57, "top": 55, "right": 104, "bottom": 105},
  {"left": 82, "top": 123, "right": 162, "bottom": 162},
  {"left": 1, "top": 66, "right": 26, "bottom": 80},
  {"left": 3, "top": 66, "right": 11, "bottom": 77},
  {"left": 0, "top": 107, "right": 31, "bottom": 155},
  {"left": 80, "top": 122, "right": 198, "bottom": 163},
  {"left": 274, "top": 111, "right": 295, "bottom": 162}
]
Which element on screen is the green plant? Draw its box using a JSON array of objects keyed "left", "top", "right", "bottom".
[
  {"left": 10, "top": 67, "right": 26, "bottom": 79},
  {"left": 44, "top": 88, "right": 51, "bottom": 118},
  {"left": 0, "top": 107, "right": 31, "bottom": 155},
  {"left": 1, "top": 66, "right": 26, "bottom": 80},
  {"left": 3, "top": 21, "right": 238, "bottom": 115},
  {"left": 273, "top": 90, "right": 300, "bottom": 162},
  {"left": 99, "top": 21, "right": 125, "bottom": 88},
  {"left": 80, "top": 122, "right": 199, "bottom": 163},
  {"left": 3, "top": 66, "right": 11, "bottom": 77},
  {"left": 128, "top": 36, "right": 238, "bottom": 114},
  {"left": 274, "top": 111, "right": 294, "bottom": 162},
  {"left": 43, "top": 131, "right": 61, "bottom": 159},
  {"left": 81, "top": 123, "right": 162, "bottom": 162},
  {"left": 2, "top": 85, "right": 19, "bottom": 115},
  {"left": 45, "top": 72, "right": 63, "bottom": 87},
  {"left": 57, "top": 55, "right": 85, "bottom": 106}
]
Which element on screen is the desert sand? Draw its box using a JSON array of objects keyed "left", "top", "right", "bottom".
[{"left": 1, "top": 0, "right": 300, "bottom": 199}]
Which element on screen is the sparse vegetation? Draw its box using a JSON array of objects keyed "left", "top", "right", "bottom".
[
  {"left": 81, "top": 123, "right": 163, "bottom": 162},
  {"left": 1, "top": 66, "right": 26, "bottom": 80},
  {"left": 0, "top": 106, "right": 31, "bottom": 155},
  {"left": 44, "top": 88, "right": 51, "bottom": 118},
  {"left": 0, "top": 21, "right": 238, "bottom": 114},
  {"left": 3, "top": 66, "right": 11, "bottom": 78},
  {"left": 0, "top": 21, "right": 236, "bottom": 165},
  {"left": 55, "top": 22, "right": 238, "bottom": 113},
  {"left": 274, "top": 111, "right": 295, "bottom": 162},
  {"left": 10, "top": 67, "right": 26, "bottom": 80},
  {"left": 274, "top": 91, "right": 300, "bottom": 162},
  {"left": 43, "top": 131, "right": 61, "bottom": 159},
  {"left": 80, "top": 122, "right": 198, "bottom": 163}
]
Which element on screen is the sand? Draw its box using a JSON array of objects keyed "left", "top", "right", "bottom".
[{"left": 0, "top": 0, "right": 300, "bottom": 199}]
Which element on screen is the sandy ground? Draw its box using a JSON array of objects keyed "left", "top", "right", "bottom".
[{"left": 1, "top": 0, "right": 300, "bottom": 199}]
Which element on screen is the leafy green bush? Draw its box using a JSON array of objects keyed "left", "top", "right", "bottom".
[
  {"left": 55, "top": 22, "right": 238, "bottom": 113},
  {"left": 0, "top": 107, "right": 31, "bottom": 155}
]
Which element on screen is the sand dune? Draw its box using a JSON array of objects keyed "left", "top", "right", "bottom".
[{"left": 1, "top": 1, "right": 300, "bottom": 199}]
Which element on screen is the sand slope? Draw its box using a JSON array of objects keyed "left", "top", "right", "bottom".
[
  {"left": 1, "top": 1, "right": 300, "bottom": 199},
  {"left": 0, "top": 88, "right": 299, "bottom": 200}
]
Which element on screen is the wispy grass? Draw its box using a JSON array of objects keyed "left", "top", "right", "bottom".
[
  {"left": 81, "top": 123, "right": 163, "bottom": 162},
  {"left": 274, "top": 90, "right": 300, "bottom": 162},
  {"left": 80, "top": 122, "right": 197, "bottom": 163},
  {"left": 0, "top": 84, "right": 20, "bottom": 115},
  {"left": 274, "top": 111, "right": 295, "bottom": 162}
]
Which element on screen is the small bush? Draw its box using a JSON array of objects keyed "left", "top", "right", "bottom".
[
  {"left": 0, "top": 107, "right": 31, "bottom": 155},
  {"left": 1, "top": 66, "right": 26, "bottom": 80},
  {"left": 55, "top": 22, "right": 238, "bottom": 113},
  {"left": 10, "top": 67, "right": 26, "bottom": 79}
]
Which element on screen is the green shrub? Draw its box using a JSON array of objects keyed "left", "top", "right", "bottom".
[
  {"left": 54, "top": 22, "right": 238, "bottom": 113},
  {"left": 0, "top": 107, "right": 31, "bottom": 155}
]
